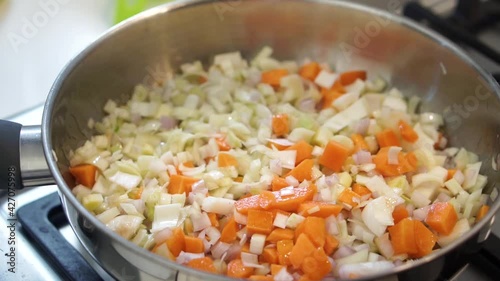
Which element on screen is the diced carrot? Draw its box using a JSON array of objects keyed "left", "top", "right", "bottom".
[
  {"left": 187, "top": 257, "right": 217, "bottom": 273},
  {"left": 261, "top": 248, "right": 279, "bottom": 264},
  {"left": 294, "top": 220, "right": 306, "bottom": 242},
  {"left": 339, "top": 70, "right": 367, "bottom": 86},
  {"left": 376, "top": 129, "right": 401, "bottom": 147},
  {"left": 267, "top": 229, "right": 295, "bottom": 243},
  {"left": 271, "top": 177, "right": 290, "bottom": 191},
  {"left": 351, "top": 134, "right": 369, "bottom": 152},
  {"left": 258, "top": 191, "right": 277, "bottom": 210},
  {"left": 220, "top": 217, "right": 239, "bottom": 243},
  {"left": 302, "top": 216, "right": 326, "bottom": 247},
  {"left": 337, "top": 188, "right": 361, "bottom": 208},
  {"left": 425, "top": 202, "right": 458, "bottom": 235},
  {"left": 299, "top": 62, "right": 321, "bottom": 81},
  {"left": 227, "top": 259, "right": 254, "bottom": 278},
  {"left": 218, "top": 152, "right": 238, "bottom": 167},
  {"left": 331, "top": 79, "right": 346, "bottom": 93},
  {"left": 215, "top": 137, "right": 231, "bottom": 151},
  {"left": 388, "top": 218, "right": 418, "bottom": 255},
  {"left": 286, "top": 140, "right": 313, "bottom": 165},
  {"left": 276, "top": 239, "right": 294, "bottom": 266},
  {"left": 298, "top": 202, "right": 343, "bottom": 218},
  {"left": 234, "top": 176, "right": 243, "bottom": 182},
  {"left": 320, "top": 88, "right": 343, "bottom": 109},
  {"left": 392, "top": 204, "right": 409, "bottom": 224},
  {"left": 324, "top": 235, "right": 339, "bottom": 255},
  {"left": 446, "top": 169, "right": 457, "bottom": 181},
  {"left": 235, "top": 185, "right": 316, "bottom": 214},
  {"left": 413, "top": 220, "right": 436, "bottom": 258},
  {"left": 249, "top": 275, "right": 274, "bottom": 281},
  {"left": 398, "top": 120, "right": 419, "bottom": 143},
  {"left": 261, "top": 69, "right": 289, "bottom": 87},
  {"left": 319, "top": 140, "right": 349, "bottom": 172},
  {"left": 69, "top": 164, "right": 98, "bottom": 188},
  {"left": 247, "top": 209, "right": 274, "bottom": 235},
  {"left": 285, "top": 159, "right": 314, "bottom": 182},
  {"left": 166, "top": 227, "right": 185, "bottom": 257},
  {"left": 302, "top": 248, "right": 331, "bottom": 280},
  {"left": 477, "top": 205, "right": 490, "bottom": 221},
  {"left": 167, "top": 174, "right": 200, "bottom": 194},
  {"left": 289, "top": 233, "right": 316, "bottom": 269},
  {"left": 207, "top": 213, "right": 219, "bottom": 228},
  {"left": 373, "top": 147, "right": 417, "bottom": 177},
  {"left": 272, "top": 114, "right": 290, "bottom": 137},
  {"left": 271, "top": 184, "right": 317, "bottom": 212},
  {"left": 352, "top": 183, "right": 371, "bottom": 197},
  {"left": 184, "top": 236, "right": 204, "bottom": 254},
  {"left": 234, "top": 195, "right": 261, "bottom": 215},
  {"left": 271, "top": 264, "right": 285, "bottom": 276}
]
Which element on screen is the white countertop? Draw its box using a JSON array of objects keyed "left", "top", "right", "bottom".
[{"left": 0, "top": 0, "right": 115, "bottom": 119}]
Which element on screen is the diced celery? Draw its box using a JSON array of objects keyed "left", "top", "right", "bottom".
[{"left": 82, "top": 193, "right": 104, "bottom": 211}]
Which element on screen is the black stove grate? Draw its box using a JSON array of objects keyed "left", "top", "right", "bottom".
[
  {"left": 403, "top": 1, "right": 500, "bottom": 70},
  {"left": 17, "top": 192, "right": 102, "bottom": 281}
]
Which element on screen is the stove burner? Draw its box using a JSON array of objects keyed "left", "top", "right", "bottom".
[
  {"left": 403, "top": 1, "right": 500, "bottom": 67},
  {"left": 17, "top": 193, "right": 102, "bottom": 281}
]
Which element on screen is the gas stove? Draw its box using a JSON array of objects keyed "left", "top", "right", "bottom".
[{"left": 1, "top": 1, "right": 500, "bottom": 280}]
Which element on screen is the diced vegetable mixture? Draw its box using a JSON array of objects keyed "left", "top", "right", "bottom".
[{"left": 68, "top": 47, "right": 495, "bottom": 280}]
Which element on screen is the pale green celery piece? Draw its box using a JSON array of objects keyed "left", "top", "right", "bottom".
[
  {"left": 83, "top": 193, "right": 104, "bottom": 211},
  {"left": 145, "top": 190, "right": 161, "bottom": 220},
  {"left": 210, "top": 185, "right": 231, "bottom": 198}
]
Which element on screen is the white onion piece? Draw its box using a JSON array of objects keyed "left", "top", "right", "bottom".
[
  {"left": 354, "top": 118, "right": 370, "bottom": 136},
  {"left": 153, "top": 227, "right": 173, "bottom": 244},
  {"left": 325, "top": 174, "right": 339, "bottom": 187},
  {"left": 285, "top": 175, "right": 299, "bottom": 187},
  {"left": 176, "top": 251, "right": 204, "bottom": 264},
  {"left": 192, "top": 212, "right": 212, "bottom": 231},
  {"left": 160, "top": 116, "right": 178, "bottom": 130},
  {"left": 333, "top": 246, "right": 355, "bottom": 259},
  {"left": 387, "top": 146, "right": 402, "bottom": 165},
  {"left": 413, "top": 206, "right": 430, "bottom": 221},
  {"left": 453, "top": 170, "right": 465, "bottom": 185},
  {"left": 435, "top": 192, "right": 452, "bottom": 203},
  {"left": 191, "top": 180, "right": 208, "bottom": 195},
  {"left": 225, "top": 243, "right": 242, "bottom": 261},
  {"left": 273, "top": 212, "right": 289, "bottom": 229},
  {"left": 270, "top": 158, "right": 283, "bottom": 176},
  {"left": 234, "top": 210, "right": 248, "bottom": 225},
  {"left": 211, "top": 242, "right": 231, "bottom": 259},
  {"left": 353, "top": 150, "right": 372, "bottom": 165},
  {"left": 205, "top": 226, "right": 221, "bottom": 245},
  {"left": 267, "top": 138, "right": 294, "bottom": 149},
  {"left": 375, "top": 233, "right": 394, "bottom": 259},
  {"left": 280, "top": 186, "right": 295, "bottom": 197},
  {"left": 241, "top": 252, "right": 264, "bottom": 268}
]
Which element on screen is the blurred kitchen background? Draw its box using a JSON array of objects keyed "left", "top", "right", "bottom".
[{"left": 0, "top": 0, "right": 493, "bottom": 120}]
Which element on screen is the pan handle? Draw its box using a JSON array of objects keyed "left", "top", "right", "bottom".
[{"left": 0, "top": 120, "right": 54, "bottom": 189}]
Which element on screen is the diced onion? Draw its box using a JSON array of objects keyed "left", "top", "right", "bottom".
[
  {"left": 387, "top": 146, "right": 402, "bottom": 165},
  {"left": 176, "top": 251, "right": 204, "bottom": 264},
  {"left": 241, "top": 252, "right": 264, "bottom": 268}
]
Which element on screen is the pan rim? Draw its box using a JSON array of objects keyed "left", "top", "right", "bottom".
[{"left": 42, "top": 0, "right": 500, "bottom": 280}]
